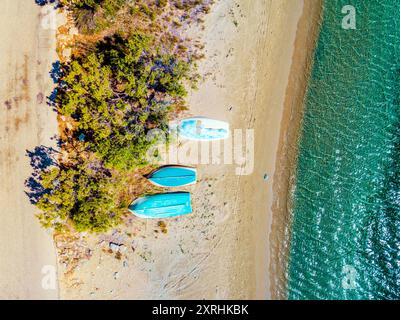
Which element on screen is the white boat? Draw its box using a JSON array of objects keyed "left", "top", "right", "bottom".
[{"left": 177, "top": 117, "right": 230, "bottom": 141}]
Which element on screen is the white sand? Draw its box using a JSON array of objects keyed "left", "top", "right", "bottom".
[{"left": 0, "top": 0, "right": 59, "bottom": 299}]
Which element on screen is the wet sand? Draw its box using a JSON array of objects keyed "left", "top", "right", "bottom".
[{"left": 270, "top": 0, "right": 322, "bottom": 299}]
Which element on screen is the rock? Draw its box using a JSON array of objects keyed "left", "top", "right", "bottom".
[{"left": 109, "top": 242, "right": 124, "bottom": 252}]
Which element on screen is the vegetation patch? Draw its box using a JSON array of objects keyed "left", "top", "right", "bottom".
[{"left": 28, "top": 0, "right": 211, "bottom": 233}]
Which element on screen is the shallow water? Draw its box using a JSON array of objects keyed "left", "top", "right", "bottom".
[{"left": 288, "top": 0, "right": 400, "bottom": 299}]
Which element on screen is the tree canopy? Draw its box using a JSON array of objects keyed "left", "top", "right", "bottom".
[
  {"left": 29, "top": 0, "right": 208, "bottom": 233},
  {"left": 58, "top": 33, "right": 189, "bottom": 170}
]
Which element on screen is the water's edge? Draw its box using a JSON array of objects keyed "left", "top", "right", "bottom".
[
  {"left": 287, "top": 0, "right": 400, "bottom": 299},
  {"left": 269, "top": 0, "right": 323, "bottom": 299}
]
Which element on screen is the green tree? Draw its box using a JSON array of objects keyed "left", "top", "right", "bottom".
[
  {"left": 58, "top": 33, "right": 190, "bottom": 170},
  {"left": 36, "top": 163, "right": 127, "bottom": 233}
]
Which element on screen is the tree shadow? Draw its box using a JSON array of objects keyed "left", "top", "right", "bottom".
[
  {"left": 47, "top": 87, "right": 58, "bottom": 112},
  {"left": 47, "top": 60, "right": 66, "bottom": 112},
  {"left": 50, "top": 60, "right": 63, "bottom": 84},
  {"left": 25, "top": 145, "right": 59, "bottom": 204},
  {"left": 34, "top": 0, "right": 58, "bottom": 7}
]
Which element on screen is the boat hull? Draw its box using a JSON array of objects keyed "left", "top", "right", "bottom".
[
  {"left": 129, "top": 192, "right": 192, "bottom": 219},
  {"left": 147, "top": 166, "right": 197, "bottom": 187}
]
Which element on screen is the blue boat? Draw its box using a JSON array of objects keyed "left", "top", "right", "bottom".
[
  {"left": 129, "top": 192, "right": 192, "bottom": 219},
  {"left": 146, "top": 166, "right": 197, "bottom": 187},
  {"left": 177, "top": 117, "right": 229, "bottom": 141}
]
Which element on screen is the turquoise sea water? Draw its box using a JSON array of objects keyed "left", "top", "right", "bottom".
[{"left": 288, "top": 0, "right": 400, "bottom": 299}]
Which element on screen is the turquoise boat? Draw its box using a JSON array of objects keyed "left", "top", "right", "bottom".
[
  {"left": 129, "top": 192, "right": 192, "bottom": 219},
  {"left": 146, "top": 166, "right": 197, "bottom": 187},
  {"left": 178, "top": 117, "right": 229, "bottom": 141}
]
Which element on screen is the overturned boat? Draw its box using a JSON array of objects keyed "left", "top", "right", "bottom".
[
  {"left": 129, "top": 192, "right": 192, "bottom": 219},
  {"left": 146, "top": 165, "right": 197, "bottom": 187},
  {"left": 177, "top": 117, "right": 229, "bottom": 141}
]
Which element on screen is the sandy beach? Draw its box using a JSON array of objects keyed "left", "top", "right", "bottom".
[
  {"left": 0, "top": 0, "right": 59, "bottom": 299},
  {"left": 1, "top": 0, "right": 393, "bottom": 303},
  {"left": 57, "top": 0, "right": 321, "bottom": 300},
  {"left": 0, "top": 0, "right": 322, "bottom": 300}
]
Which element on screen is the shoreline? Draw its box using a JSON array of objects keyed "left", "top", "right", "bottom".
[
  {"left": 185, "top": 0, "right": 323, "bottom": 299},
  {"left": 270, "top": 0, "right": 323, "bottom": 299},
  {"left": 284, "top": 0, "right": 400, "bottom": 300}
]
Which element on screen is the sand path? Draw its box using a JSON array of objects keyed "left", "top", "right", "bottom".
[{"left": 0, "top": 0, "right": 59, "bottom": 299}]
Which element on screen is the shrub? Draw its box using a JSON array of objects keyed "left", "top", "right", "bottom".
[
  {"left": 58, "top": 33, "right": 189, "bottom": 170},
  {"left": 30, "top": 0, "right": 207, "bottom": 234},
  {"left": 36, "top": 163, "right": 127, "bottom": 233},
  {"left": 31, "top": 33, "right": 192, "bottom": 232}
]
